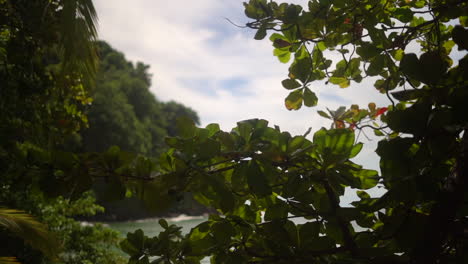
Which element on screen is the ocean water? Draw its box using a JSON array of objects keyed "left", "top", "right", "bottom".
[
  {"left": 106, "top": 214, "right": 365, "bottom": 263},
  {"left": 107, "top": 215, "right": 209, "bottom": 263},
  {"left": 107, "top": 214, "right": 207, "bottom": 238}
]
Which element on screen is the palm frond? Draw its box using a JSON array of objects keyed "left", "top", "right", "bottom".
[
  {"left": 0, "top": 257, "right": 20, "bottom": 264},
  {"left": 59, "top": 0, "right": 99, "bottom": 87},
  {"left": 0, "top": 208, "right": 60, "bottom": 260}
]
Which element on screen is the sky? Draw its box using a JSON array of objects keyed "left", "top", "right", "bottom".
[{"left": 93, "top": 0, "right": 393, "bottom": 201}]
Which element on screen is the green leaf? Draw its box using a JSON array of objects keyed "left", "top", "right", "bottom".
[
  {"left": 400, "top": 53, "right": 424, "bottom": 81},
  {"left": 317, "top": 110, "right": 331, "bottom": 119},
  {"left": 273, "top": 48, "right": 291, "bottom": 63},
  {"left": 0, "top": 208, "right": 60, "bottom": 259},
  {"left": 244, "top": 0, "right": 269, "bottom": 19},
  {"left": 198, "top": 139, "right": 221, "bottom": 159},
  {"left": 443, "top": 40, "right": 456, "bottom": 54},
  {"left": 356, "top": 42, "right": 381, "bottom": 60},
  {"left": 176, "top": 116, "right": 196, "bottom": 138},
  {"left": 357, "top": 190, "right": 370, "bottom": 199},
  {"left": 264, "top": 200, "right": 288, "bottom": 221},
  {"left": 218, "top": 131, "right": 236, "bottom": 151},
  {"left": 374, "top": 129, "right": 384, "bottom": 136},
  {"left": 141, "top": 181, "right": 174, "bottom": 213},
  {"left": 313, "top": 128, "right": 355, "bottom": 165},
  {"left": 247, "top": 161, "right": 271, "bottom": 196},
  {"left": 285, "top": 90, "right": 303, "bottom": 110},
  {"left": 366, "top": 55, "right": 385, "bottom": 76},
  {"left": 419, "top": 51, "right": 448, "bottom": 84},
  {"left": 394, "top": 8, "right": 413, "bottom": 23},
  {"left": 329, "top": 77, "right": 350, "bottom": 88},
  {"left": 317, "top": 41, "right": 326, "bottom": 51},
  {"left": 159, "top": 219, "right": 169, "bottom": 229},
  {"left": 284, "top": 4, "right": 303, "bottom": 23},
  {"left": 237, "top": 120, "right": 254, "bottom": 142},
  {"left": 453, "top": 25, "right": 468, "bottom": 50},
  {"left": 393, "top": 49, "right": 404, "bottom": 61},
  {"left": 386, "top": 100, "right": 431, "bottom": 136},
  {"left": 271, "top": 33, "right": 291, "bottom": 48},
  {"left": 298, "top": 221, "right": 321, "bottom": 249},
  {"left": 232, "top": 162, "right": 248, "bottom": 191},
  {"left": 290, "top": 57, "right": 312, "bottom": 83},
  {"left": 188, "top": 225, "right": 216, "bottom": 255},
  {"left": 391, "top": 89, "right": 425, "bottom": 101},
  {"left": 460, "top": 16, "right": 468, "bottom": 27},
  {"left": 308, "top": 236, "right": 335, "bottom": 251},
  {"left": 273, "top": 38, "right": 292, "bottom": 48},
  {"left": 119, "top": 239, "right": 139, "bottom": 256},
  {"left": 212, "top": 221, "right": 235, "bottom": 244},
  {"left": 125, "top": 229, "right": 145, "bottom": 251},
  {"left": 205, "top": 123, "right": 220, "bottom": 136},
  {"left": 354, "top": 169, "right": 379, "bottom": 189},
  {"left": 254, "top": 26, "right": 268, "bottom": 40},
  {"left": 218, "top": 187, "right": 236, "bottom": 213},
  {"left": 349, "top": 142, "right": 363, "bottom": 158},
  {"left": 287, "top": 135, "right": 307, "bottom": 154},
  {"left": 281, "top": 78, "right": 302, "bottom": 90},
  {"left": 376, "top": 138, "right": 416, "bottom": 186},
  {"left": 346, "top": 58, "right": 361, "bottom": 77},
  {"left": 303, "top": 87, "right": 318, "bottom": 107},
  {"left": 98, "top": 176, "right": 126, "bottom": 202}
]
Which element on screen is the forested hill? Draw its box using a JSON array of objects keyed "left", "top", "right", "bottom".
[
  {"left": 80, "top": 41, "right": 199, "bottom": 157},
  {"left": 79, "top": 41, "right": 206, "bottom": 220}
]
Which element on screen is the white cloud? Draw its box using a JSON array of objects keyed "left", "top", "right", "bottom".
[{"left": 93, "top": 0, "right": 388, "bottom": 175}]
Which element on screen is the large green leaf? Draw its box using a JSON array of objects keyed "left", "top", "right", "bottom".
[
  {"left": 298, "top": 221, "right": 320, "bottom": 249},
  {"left": 0, "top": 208, "right": 60, "bottom": 260},
  {"left": 419, "top": 51, "right": 448, "bottom": 84},
  {"left": 197, "top": 139, "right": 221, "bottom": 159},
  {"left": 285, "top": 90, "right": 303, "bottom": 110},
  {"left": 281, "top": 78, "right": 302, "bottom": 90},
  {"left": 246, "top": 161, "right": 271, "bottom": 196},
  {"left": 393, "top": 8, "right": 413, "bottom": 23},
  {"left": 329, "top": 76, "right": 350, "bottom": 88},
  {"left": 303, "top": 87, "right": 318, "bottom": 107},
  {"left": 366, "top": 55, "right": 385, "bottom": 76},
  {"left": 400, "top": 53, "right": 424, "bottom": 81},
  {"left": 313, "top": 128, "right": 355, "bottom": 165},
  {"left": 176, "top": 116, "right": 196, "bottom": 138},
  {"left": 452, "top": 25, "right": 468, "bottom": 50},
  {"left": 290, "top": 56, "right": 312, "bottom": 83}
]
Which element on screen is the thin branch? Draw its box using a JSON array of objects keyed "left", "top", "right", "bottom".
[
  {"left": 224, "top": 17, "right": 247, "bottom": 28},
  {"left": 323, "top": 180, "right": 359, "bottom": 256}
]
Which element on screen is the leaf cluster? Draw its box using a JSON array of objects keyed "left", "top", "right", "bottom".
[{"left": 121, "top": 0, "right": 468, "bottom": 263}]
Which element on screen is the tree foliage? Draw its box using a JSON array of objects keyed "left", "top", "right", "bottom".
[
  {"left": 0, "top": 208, "right": 59, "bottom": 261},
  {"left": 76, "top": 41, "right": 203, "bottom": 220},
  {"left": 121, "top": 0, "right": 468, "bottom": 263},
  {"left": 81, "top": 41, "right": 165, "bottom": 156},
  {"left": 80, "top": 41, "right": 200, "bottom": 157},
  {"left": 0, "top": 1, "right": 124, "bottom": 263}
]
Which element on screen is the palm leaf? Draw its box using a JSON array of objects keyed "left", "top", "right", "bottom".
[
  {"left": 59, "top": 0, "right": 99, "bottom": 87},
  {"left": 0, "top": 257, "right": 20, "bottom": 264},
  {"left": 0, "top": 208, "right": 60, "bottom": 260}
]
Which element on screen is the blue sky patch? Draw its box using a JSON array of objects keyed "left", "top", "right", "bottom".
[
  {"left": 218, "top": 77, "right": 250, "bottom": 95},
  {"left": 319, "top": 92, "right": 349, "bottom": 104}
]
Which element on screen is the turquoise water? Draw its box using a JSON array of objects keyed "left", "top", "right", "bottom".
[
  {"left": 106, "top": 215, "right": 364, "bottom": 263},
  {"left": 107, "top": 215, "right": 208, "bottom": 238},
  {"left": 107, "top": 215, "right": 208, "bottom": 262}
]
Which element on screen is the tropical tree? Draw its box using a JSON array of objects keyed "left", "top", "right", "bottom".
[
  {"left": 0, "top": 208, "right": 59, "bottom": 264},
  {"left": 0, "top": 0, "right": 125, "bottom": 263},
  {"left": 81, "top": 41, "right": 202, "bottom": 220},
  {"left": 120, "top": 0, "right": 468, "bottom": 263},
  {"left": 81, "top": 41, "right": 199, "bottom": 157}
]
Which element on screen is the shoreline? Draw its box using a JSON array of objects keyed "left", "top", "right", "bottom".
[{"left": 81, "top": 213, "right": 209, "bottom": 226}]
